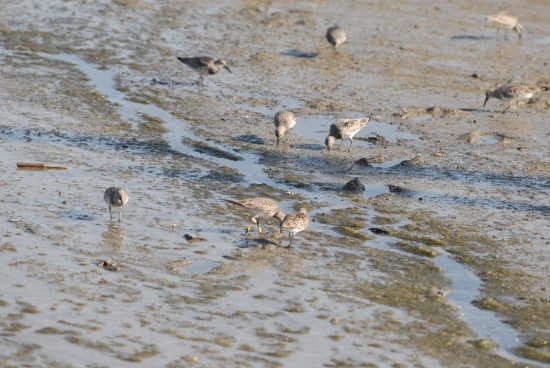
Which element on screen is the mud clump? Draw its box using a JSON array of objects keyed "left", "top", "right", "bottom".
[
  {"left": 355, "top": 158, "right": 373, "bottom": 167},
  {"left": 394, "top": 154, "right": 424, "bottom": 168},
  {"left": 232, "top": 135, "right": 265, "bottom": 145},
  {"left": 342, "top": 177, "right": 365, "bottom": 194}
]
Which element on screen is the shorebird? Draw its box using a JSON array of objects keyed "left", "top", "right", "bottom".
[
  {"left": 176, "top": 56, "right": 231, "bottom": 85},
  {"left": 486, "top": 12, "right": 524, "bottom": 40},
  {"left": 326, "top": 25, "right": 347, "bottom": 53},
  {"left": 225, "top": 197, "right": 286, "bottom": 237},
  {"left": 325, "top": 118, "right": 371, "bottom": 152},
  {"left": 483, "top": 83, "right": 548, "bottom": 114},
  {"left": 104, "top": 187, "right": 129, "bottom": 222},
  {"left": 274, "top": 110, "right": 297, "bottom": 145},
  {"left": 280, "top": 208, "right": 309, "bottom": 247}
]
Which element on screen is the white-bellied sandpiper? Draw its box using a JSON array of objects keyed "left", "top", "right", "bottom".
[
  {"left": 225, "top": 197, "right": 286, "bottom": 237},
  {"left": 104, "top": 187, "right": 129, "bottom": 222},
  {"left": 326, "top": 25, "right": 347, "bottom": 53},
  {"left": 274, "top": 110, "right": 297, "bottom": 145},
  {"left": 484, "top": 83, "right": 548, "bottom": 114},
  {"left": 325, "top": 118, "right": 371, "bottom": 152},
  {"left": 486, "top": 12, "right": 523, "bottom": 40},
  {"left": 280, "top": 208, "right": 309, "bottom": 247}
]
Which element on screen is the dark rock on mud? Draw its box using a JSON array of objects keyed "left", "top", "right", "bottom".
[
  {"left": 184, "top": 233, "right": 207, "bottom": 243},
  {"left": 369, "top": 227, "right": 389, "bottom": 235},
  {"left": 342, "top": 177, "right": 365, "bottom": 194},
  {"left": 98, "top": 259, "right": 122, "bottom": 272},
  {"left": 387, "top": 185, "right": 413, "bottom": 195},
  {"left": 355, "top": 158, "right": 373, "bottom": 167}
]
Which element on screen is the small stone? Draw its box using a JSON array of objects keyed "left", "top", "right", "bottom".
[
  {"left": 184, "top": 233, "right": 206, "bottom": 243},
  {"left": 98, "top": 259, "right": 122, "bottom": 272},
  {"left": 369, "top": 227, "right": 389, "bottom": 235},
  {"left": 424, "top": 287, "right": 448, "bottom": 299}
]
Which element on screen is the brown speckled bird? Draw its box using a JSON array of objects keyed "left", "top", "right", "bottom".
[
  {"left": 225, "top": 197, "right": 286, "bottom": 237},
  {"left": 280, "top": 208, "right": 309, "bottom": 247},
  {"left": 325, "top": 118, "right": 371, "bottom": 152},
  {"left": 273, "top": 110, "right": 297, "bottom": 145},
  {"left": 177, "top": 56, "right": 231, "bottom": 85},
  {"left": 486, "top": 12, "right": 524, "bottom": 40},
  {"left": 484, "top": 83, "right": 548, "bottom": 114}
]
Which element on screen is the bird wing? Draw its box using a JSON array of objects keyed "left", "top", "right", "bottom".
[
  {"left": 195, "top": 57, "right": 215, "bottom": 66},
  {"left": 487, "top": 12, "right": 517, "bottom": 27}
]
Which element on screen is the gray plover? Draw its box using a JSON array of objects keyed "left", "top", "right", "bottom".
[
  {"left": 325, "top": 118, "right": 371, "bottom": 152},
  {"left": 280, "top": 208, "right": 309, "bottom": 247},
  {"left": 486, "top": 12, "right": 523, "bottom": 40},
  {"left": 225, "top": 197, "right": 286, "bottom": 237},
  {"left": 483, "top": 83, "right": 548, "bottom": 114},
  {"left": 104, "top": 187, "right": 129, "bottom": 222},
  {"left": 274, "top": 110, "right": 297, "bottom": 145},
  {"left": 326, "top": 25, "right": 347, "bottom": 53},
  {"left": 177, "top": 57, "right": 231, "bottom": 85}
]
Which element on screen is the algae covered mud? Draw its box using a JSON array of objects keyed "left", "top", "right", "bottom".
[{"left": 1, "top": 0, "right": 550, "bottom": 366}]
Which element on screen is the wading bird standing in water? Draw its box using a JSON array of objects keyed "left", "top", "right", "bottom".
[{"left": 177, "top": 56, "right": 232, "bottom": 85}]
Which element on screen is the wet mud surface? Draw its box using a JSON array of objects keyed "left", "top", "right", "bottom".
[{"left": 1, "top": 0, "right": 550, "bottom": 367}]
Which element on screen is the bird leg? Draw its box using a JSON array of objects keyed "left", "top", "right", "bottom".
[
  {"left": 109, "top": 206, "right": 113, "bottom": 220},
  {"left": 257, "top": 219, "right": 262, "bottom": 237},
  {"left": 286, "top": 234, "right": 294, "bottom": 248},
  {"left": 337, "top": 139, "right": 344, "bottom": 150},
  {"left": 284, "top": 133, "right": 291, "bottom": 146},
  {"left": 348, "top": 139, "right": 354, "bottom": 152},
  {"left": 245, "top": 217, "right": 255, "bottom": 237}
]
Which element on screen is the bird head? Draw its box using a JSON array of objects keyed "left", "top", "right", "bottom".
[
  {"left": 514, "top": 23, "right": 524, "bottom": 37},
  {"left": 325, "top": 135, "right": 335, "bottom": 151},
  {"left": 483, "top": 90, "right": 492, "bottom": 107},
  {"left": 216, "top": 59, "right": 232, "bottom": 73},
  {"left": 275, "top": 126, "right": 286, "bottom": 145}
]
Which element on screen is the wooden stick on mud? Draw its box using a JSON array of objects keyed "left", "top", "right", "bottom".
[{"left": 16, "top": 162, "right": 67, "bottom": 170}]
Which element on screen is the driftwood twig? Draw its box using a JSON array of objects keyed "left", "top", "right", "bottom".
[{"left": 16, "top": 162, "right": 67, "bottom": 170}]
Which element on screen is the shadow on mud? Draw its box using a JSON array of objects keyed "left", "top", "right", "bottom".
[
  {"left": 280, "top": 49, "right": 318, "bottom": 58},
  {"left": 450, "top": 35, "right": 494, "bottom": 40}
]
